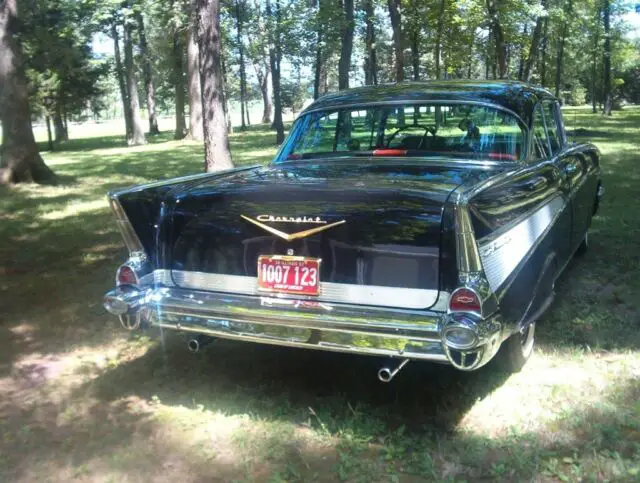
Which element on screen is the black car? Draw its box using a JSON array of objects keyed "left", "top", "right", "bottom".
[{"left": 104, "top": 81, "right": 603, "bottom": 381}]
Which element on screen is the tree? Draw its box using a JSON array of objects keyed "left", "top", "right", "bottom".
[
  {"left": 187, "top": 23, "right": 204, "bottom": 140},
  {"left": 266, "top": 0, "right": 284, "bottom": 144},
  {"left": 521, "top": 1, "right": 547, "bottom": 82},
  {"left": 0, "top": 0, "right": 56, "bottom": 184},
  {"left": 486, "top": 0, "right": 507, "bottom": 79},
  {"left": 554, "top": 0, "right": 572, "bottom": 99},
  {"left": 387, "top": 0, "right": 404, "bottom": 82},
  {"left": 338, "top": 0, "right": 354, "bottom": 89},
  {"left": 602, "top": 0, "right": 612, "bottom": 115},
  {"left": 234, "top": 0, "right": 249, "bottom": 128},
  {"left": 172, "top": 25, "right": 187, "bottom": 139},
  {"left": 363, "top": 0, "right": 377, "bottom": 85},
  {"left": 196, "top": 0, "right": 234, "bottom": 171},
  {"left": 245, "top": 0, "right": 273, "bottom": 123},
  {"left": 123, "top": 14, "right": 146, "bottom": 145},
  {"left": 136, "top": 10, "right": 160, "bottom": 134},
  {"left": 111, "top": 22, "right": 133, "bottom": 139}
]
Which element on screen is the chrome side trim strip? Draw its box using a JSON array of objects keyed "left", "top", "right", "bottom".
[
  {"left": 478, "top": 195, "right": 566, "bottom": 292},
  {"left": 153, "top": 269, "right": 447, "bottom": 311}
]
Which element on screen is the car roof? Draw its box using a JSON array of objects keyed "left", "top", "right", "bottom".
[{"left": 301, "top": 80, "right": 556, "bottom": 124}]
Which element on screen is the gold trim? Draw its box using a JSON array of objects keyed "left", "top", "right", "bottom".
[{"left": 241, "top": 215, "right": 346, "bottom": 241}]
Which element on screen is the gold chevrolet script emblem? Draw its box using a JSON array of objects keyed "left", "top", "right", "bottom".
[{"left": 241, "top": 215, "right": 346, "bottom": 241}]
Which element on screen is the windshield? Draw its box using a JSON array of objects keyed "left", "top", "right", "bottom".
[{"left": 277, "top": 103, "right": 524, "bottom": 163}]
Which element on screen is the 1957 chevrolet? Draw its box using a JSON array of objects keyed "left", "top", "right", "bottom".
[{"left": 103, "top": 81, "right": 603, "bottom": 381}]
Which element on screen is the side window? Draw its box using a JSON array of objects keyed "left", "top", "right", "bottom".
[
  {"left": 532, "top": 104, "right": 550, "bottom": 160},
  {"left": 543, "top": 102, "right": 563, "bottom": 155}
]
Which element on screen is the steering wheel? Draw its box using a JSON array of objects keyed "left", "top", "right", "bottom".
[{"left": 385, "top": 124, "right": 438, "bottom": 149}]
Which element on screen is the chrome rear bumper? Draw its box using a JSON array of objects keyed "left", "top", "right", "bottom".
[{"left": 104, "top": 286, "right": 503, "bottom": 369}]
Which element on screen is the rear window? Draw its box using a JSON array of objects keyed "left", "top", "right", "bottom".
[{"left": 277, "top": 103, "right": 524, "bottom": 163}]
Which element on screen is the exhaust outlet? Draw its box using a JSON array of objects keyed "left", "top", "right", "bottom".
[
  {"left": 377, "top": 358, "right": 409, "bottom": 383},
  {"left": 188, "top": 335, "right": 214, "bottom": 353}
]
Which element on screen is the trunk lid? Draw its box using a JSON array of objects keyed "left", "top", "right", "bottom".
[{"left": 166, "top": 162, "right": 488, "bottom": 309}]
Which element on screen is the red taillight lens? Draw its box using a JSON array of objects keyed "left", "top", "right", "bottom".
[
  {"left": 449, "top": 288, "right": 481, "bottom": 313},
  {"left": 117, "top": 265, "right": 138, "bottom": 286}
]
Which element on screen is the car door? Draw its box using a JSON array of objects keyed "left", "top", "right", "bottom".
[
  {"left": 543, "top": 101, "right": 596, "bottom": 251},
  {"left": 531, "top": 103, "right": 573, "bottom": 266}
]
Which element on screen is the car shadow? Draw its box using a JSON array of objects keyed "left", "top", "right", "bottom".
[{"left": 83, "top": 331, "right": 512, "bottom": 435}]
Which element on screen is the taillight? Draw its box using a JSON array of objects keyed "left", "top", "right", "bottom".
[
  {"left": 449, "top": 288, "right": 481, "bottom": 314},
  {"left": 116, "top": 265, "right": 138, "bottom": 286}
]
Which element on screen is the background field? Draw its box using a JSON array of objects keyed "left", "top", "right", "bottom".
[{"left": 1, "top": 108, "right": 639, "bottom": 482}]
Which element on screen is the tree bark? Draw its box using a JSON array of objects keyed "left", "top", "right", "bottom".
[
  {"left": 540, "top": 16, "right": 548, "bottom": 86},
  {"left": 522, "top": 11, "right": 544, "bottom": 82},
  {"left": 338, "top": 0, "right": 354, "bottom": 89},
  {"left": 221, "top": 55, "right": 233, "bottom": 134},
  {"left": 486, "top": 0, "right": 507, "bottom": 79},
  {"left": 410, "top": 31, "right": 419, "bottom": 81},
  {"left": 0, "top": 0, "right": 56, "bottom": 184},
  {"left": 313, "top": 27, "right": 323, "bottom": 99},
  {"left": 255, "top": 65, "right": 272, "bottom": 123},
  {"left": 187, "top": 24, "right": 204, "bottom": 140},
  {"left": 267, "top": 0, "right": 284, "bottom": 144},
  {"left": 123, "top": 19, "right": 146, "bottom": 145},
  {"left": 54, "top": 101, "right": 68, "bottom": 143},
  {"left": 591, "top": 8, "right": 601, "bottom": 114},
  {"left": 173, "top": 29, "right": 187, "bottom": 139},
  {"left": 603, "top": 0, "right": 612, "bottom": 115},
  {"left": 363, "top": 0, "right": 377, "bottom": 85},
  {"left": 196, "top": 0, "right": 233, "bottom": 171},
  {"left": 555, "top": 22, "right": 568, "bottom": 98},
  {"left": 45, "top": 115, "right": 54, "bottom": 151},
  {"left": 136, "top": 11, "right": 160, "bottom": 135},
  {"left": 387, "top": 0, "right": 404, "bottom": 82},
  {"left": 235, "top": 0, "right": 248, "bottom": 129},
  {"left": 517, "top": 24, "right": 527, "bottom": 80},
  {"left": 112, "top": 22, "right": 132, "bottom": 140},
  {"left": 435, "top": 0, "right": 445, "bottom": 79}
]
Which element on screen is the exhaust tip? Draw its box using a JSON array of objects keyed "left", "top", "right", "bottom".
[
  {"left": 377, "top": 368, "right": 392, "bottom": 383},
  {"left": 187, "top": 339, "right": 200, "bottom": 352}
]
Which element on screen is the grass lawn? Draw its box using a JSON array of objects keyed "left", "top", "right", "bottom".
[{"left": 1, "top": 111, "right": 639, "bottom": 482}]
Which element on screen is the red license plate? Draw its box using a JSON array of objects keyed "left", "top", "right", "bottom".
[{"left": 257, "top": 256, "right": 321, "bottom": 296}]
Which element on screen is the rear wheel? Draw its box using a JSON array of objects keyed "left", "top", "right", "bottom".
[{"left": 498, "top": 323, "right": 535, "bottom": 373}]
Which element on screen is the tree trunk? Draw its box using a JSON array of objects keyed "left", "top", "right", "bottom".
[
  {"left": 540, "top": 16, "right": 548, "bottom": 86},
  {"left": 435, "top": 0, "right": 445, "bottom": 79},
  {"left": 187, "top": 25, "right": 204, "bottom": 140},
  {"left": 410, "top": 31, "right": 419, "bottom": 81},
  {"left": 387, "top": 0, "right": 404, "bottom": 82},
  {"left": 603, "top": 0, "right": 612, "bottom": 115},
  {"left": 517, "top": 24, "right": 527, "bottom": 80},
  {"left": 267, "top": 0, "right": 284, "bottom": 144},
  {"left": 235, "top": 0, "right": 248, "bottom": 129},
  {"left": 196, "top": 0, "right": 233, "bottom": 171},
  {"left": 555, "top": 22, "right": 568, "bottom": 99},
  {"left": 313, "top": 27, "right": 323, "bottom": 99},
  {"left": 221, "top": 55, "right": 233, "bottom": 134},
  {"left": 338, "top": 0, "right": 354, "bottom": 90},
  {"left": 0, "top": 0, "right": 56, "bottom": 184},
  {"left": 123, "top": 19, "right": 146, "bottom": 145},
  {"left": 45, "top": 115, "right": 54, "bottom": 151},
  {"left": 112, "top": 23, "right": 132, "bottom": 139},
  {"left": 54, "top": 101, "right": 68, "bottom": 143},
  {"left": 522, "top": 2, "right": 545, "bottom": 83},
  {"left": 591, "top": 8, "right": 601, "bottom": 114},
  {"left": 363, "top": 0, "right": 377, "bottom": 85},
  {"left": 136, "top": 11, "right": 159, "bottom": 135},
  {"left": 486, "top": 0, "right": 507, "bottom": 79},
  {"left": 255, "top": 65, "right": 272, "bottom": 124},
  {"left": 173, "top": 29, "right": 187, "bottom": 139}
]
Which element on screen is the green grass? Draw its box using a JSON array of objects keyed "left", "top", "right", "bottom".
[{"left": 1, "top": 113, "right": 639, "bottom": 482}]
